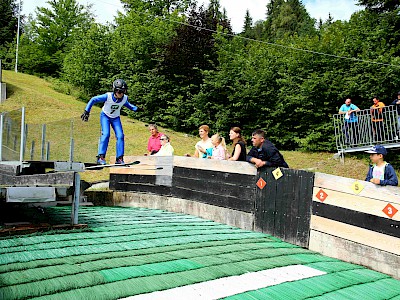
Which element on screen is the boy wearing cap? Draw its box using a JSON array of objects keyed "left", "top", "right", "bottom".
[{"left": 365, "top": 145, "right": 398, "bottom": 186}]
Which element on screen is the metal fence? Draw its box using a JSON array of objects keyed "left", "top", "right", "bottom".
[
  {"left": 333, "top": 105, "right": 400, "bottom": 152},
  {"left": 0, "top": 108, "right": 24, "bottom": 162},
  {"left": 0, "top": 107, "right": 100, "bottom": 163}
]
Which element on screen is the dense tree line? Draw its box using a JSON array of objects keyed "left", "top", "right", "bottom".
[{"left": 1, "top": 0, "right": 400, "bottom": 151}]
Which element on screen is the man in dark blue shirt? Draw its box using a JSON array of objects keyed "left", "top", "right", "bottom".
[{"left": 246, "top": 129, "right": 289, "bottom": 168}]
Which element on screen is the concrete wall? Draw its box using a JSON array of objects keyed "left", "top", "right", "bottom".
[{"left": 86, "top": 190, "right": 255, "bottom": 231}]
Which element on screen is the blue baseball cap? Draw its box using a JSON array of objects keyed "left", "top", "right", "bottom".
[{"left": 365, "top": 145, "right": 387, "bottom": 156}]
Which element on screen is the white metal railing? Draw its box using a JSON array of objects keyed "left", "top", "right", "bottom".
[{"left": 333, "top": 105, "right": 400, "bottom": 152}]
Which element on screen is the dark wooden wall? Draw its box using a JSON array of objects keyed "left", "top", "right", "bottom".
[
  {"left": 109, "top": 156, "right": 256, "bottom": 212},
  {"left": 254, "top": 167, "right": 314, "bottom": 248},
  {"left": 109, "top": 156, "right": 174, "bottom": 195},
  {"left": 172, "top": 167, "right": 255, "bottom": 212}
]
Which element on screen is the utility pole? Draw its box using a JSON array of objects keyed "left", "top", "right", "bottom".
[{"left": 15, "top": 0, "right": 22, "bottom": 73}]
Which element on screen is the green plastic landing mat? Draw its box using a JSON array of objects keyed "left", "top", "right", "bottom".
[{"left": 0, "top": 206, "right": 398, "bottom": 300}]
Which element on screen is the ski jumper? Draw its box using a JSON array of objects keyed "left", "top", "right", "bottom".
[{"left": 84, "top": 92, "right": 138, "bottom": 158}]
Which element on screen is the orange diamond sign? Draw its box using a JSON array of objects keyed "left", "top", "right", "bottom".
[
  {"left": 316, "top": 189, "right": 328, "bottom": 202},
  {"left": 257, "top": 178, "right": 267, "bottom": 190},
  {"left": 382, "top": 204, "right": 398, "bottom": 218}
]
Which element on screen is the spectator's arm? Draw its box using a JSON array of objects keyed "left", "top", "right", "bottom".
[
  {"left": 248, "top": 157, "right": 265, "bottom": 167},
  {"left": 246, "top": 148, "right": 258, "bottom": 163},
  {"left": 365, "top": 167, "right": 373, "bottom": 182},
  {"left": 194, "top": 148, "right": 200, "bottom": 158},
  {"left": 381, "top": 165, "right": 398, "bottom": 186},
  {"left": 229, "top": 144, "right": 242, "bottom": 161}
]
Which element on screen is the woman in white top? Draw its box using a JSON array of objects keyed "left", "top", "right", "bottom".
[
  {"left": 194, "top": 125, "right": 213, "bottom": 158},
  {"left": 185, "top": 125, "right": 213, "bottom": 158},
  {"left": 154, "top": 135, "right": 174, "bottom": 156}
]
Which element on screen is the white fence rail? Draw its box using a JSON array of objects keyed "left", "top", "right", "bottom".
[{"left": 333, "top": 105, "right": 400, "bottom": 152}]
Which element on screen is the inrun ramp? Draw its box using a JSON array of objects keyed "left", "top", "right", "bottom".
[{"left": 0, "top": 206, "right": 399, "bottom": 300}]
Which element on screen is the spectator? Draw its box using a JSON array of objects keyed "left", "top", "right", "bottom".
[
  {"left": 228, "top": 127, "right": 247, "bottom": 161},
  {"left": 186, "top": 125, "right": 213, "bottom": 158},
  {"left": 390, "top": 91, "right": 400, "bottom": 135},
  {"left": 154, "top": 134, "right": 174, "bottom": 156},
  {"left": 370, "top": 96, "right": 385, "bottom": 142},
  {"left": 339, "top": 98, "right": 360, "bottom": 145},
  {"left": 246, "top": 129, "right": 289, "bottom": 168},
  {"left": 80, "top": 79, "right": 140, "bottom": 165},
  {"left": 210, "top": 133, "right": 227, "bottom": 160},
  {"left": 147, "top": 124, "right": 163, "bottom": 155},
  {"left": 365, "top": 145, "right": 398, "bottom": 186}
]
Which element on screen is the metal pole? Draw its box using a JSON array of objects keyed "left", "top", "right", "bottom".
[
  {"left": 19, "top": 107, "right": 25, "bottom": 164},
  {"left": 46, "top": 141, "right": 50, "bottom": 160},
  {"left": 41, "top": 124, "right": 46, "bottom": 160},
  {"left": 15, "top": 0, "right": 21, "bottom": 73},
  {"left": 23, "top": 123, "right": 28, "bottom": 159},
  {"left": 30, "top": 140, "right": 35, "bottom": 160},
  {"left": 0, "top": 114, "right": 3, "bottom": 161},
  {"left": 69, "top": 119, "right": 74, "bottom": 164},
  {"left": 71, "top": 172, "right": 80, "bottom": 225}
]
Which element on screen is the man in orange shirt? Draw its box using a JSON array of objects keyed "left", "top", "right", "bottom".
[{"left": 370, "top": 96, "right": 385, "bottom": 142}]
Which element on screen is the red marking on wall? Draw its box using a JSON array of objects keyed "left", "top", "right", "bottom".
[
  {"left": 316, "top": 189, "right": 328, "bottom": 202},
  {"left": 382, "top": 203, "right": 398, "bottom": 218},
  {"left": 257, "top": 178, "right": 267, "bottom": 190}
]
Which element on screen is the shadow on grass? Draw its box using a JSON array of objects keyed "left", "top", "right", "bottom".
[{"left": 4, "top": 82, "right": 21, "bottom": 99}]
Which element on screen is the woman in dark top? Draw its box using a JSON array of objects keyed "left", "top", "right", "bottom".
[{"left": 228, "top": 127, "right": 247, "bottom": 161}]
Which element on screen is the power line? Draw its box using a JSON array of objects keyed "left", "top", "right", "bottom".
[
  {"left": 86, "top": 0, "right": 400, "bottom": 68},
  {"left": 164, "top": 17, "right": 400, "bottom": 68}
]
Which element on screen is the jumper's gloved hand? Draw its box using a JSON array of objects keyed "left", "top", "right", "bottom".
[
  {"left": 136, "top": 106, "right": 144, "bottom": 112},
  {"left": 81, "top": 110, "right": 90, "bottom": 122}
]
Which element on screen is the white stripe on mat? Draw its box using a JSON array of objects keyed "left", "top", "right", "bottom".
[{"left": 120, "top": 265, "right": 326, "bottom": 300}]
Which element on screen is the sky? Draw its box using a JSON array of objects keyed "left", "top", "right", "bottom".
[{"left": 20, "top": 0, "right": 360, "bottom": 33}]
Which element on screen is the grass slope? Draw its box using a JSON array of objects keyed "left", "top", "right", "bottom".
[{"left": 1, "top": 70, "right": 376, "bottom": 182}]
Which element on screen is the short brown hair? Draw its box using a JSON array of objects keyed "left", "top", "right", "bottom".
[
  {"left": 199, "top": 125, "right": 210, "bottom": 133},
  {"left": 252, "top": 129, "right": 266, "bottom": 138}
]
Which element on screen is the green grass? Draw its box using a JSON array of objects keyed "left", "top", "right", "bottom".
[{"left": 1, "top": 70, "right": 378, "bottom": 183}]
